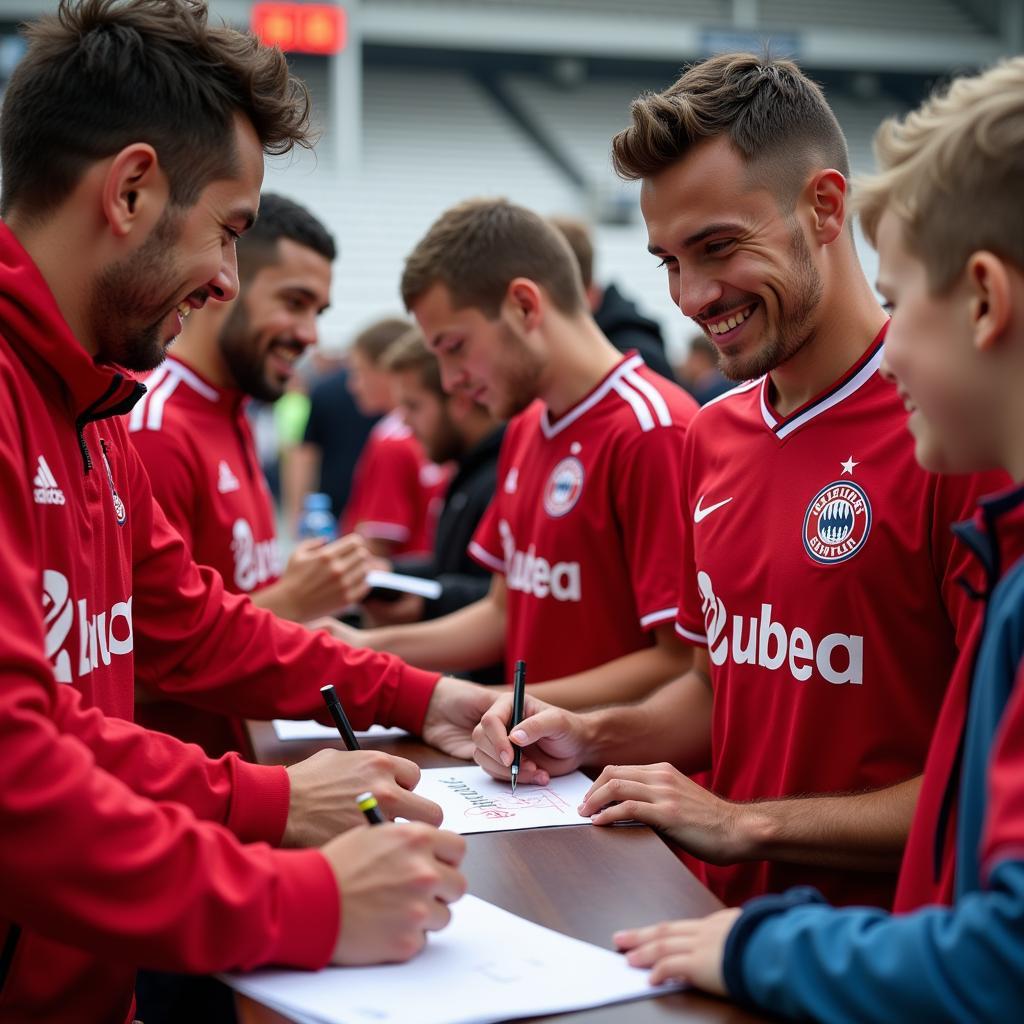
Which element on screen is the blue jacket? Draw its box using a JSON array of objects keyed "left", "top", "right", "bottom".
[{"left": 722, "top": 484, "right": 1024, "bottom": 1022}]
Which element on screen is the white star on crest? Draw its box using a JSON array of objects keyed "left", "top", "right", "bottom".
[{"left": 840, "top": 456, "right": 859, "bottom": 475}]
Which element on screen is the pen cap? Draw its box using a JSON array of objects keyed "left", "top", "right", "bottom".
[{"left": 356, "top": 791, "right": 386, "bottom": 825}]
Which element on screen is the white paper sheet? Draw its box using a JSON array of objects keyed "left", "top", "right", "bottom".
[
  {"left": 365, "top": 568, "right": 443, "bottom": 600},
  {"left": 223, "top": 894, "right": 681, "bottom": 1024},
  {"left": 271, "top": 720, "right": 408, "bottom": 742},
  {"left": 415, "top": 765, "right": 592, "bottom": 834}
]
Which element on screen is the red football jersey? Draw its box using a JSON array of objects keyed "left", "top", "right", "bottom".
[
  {"left": 128, "top": 356, "right": 282, "bottom": 595},
  {"left": 342, "top": 411, "right": 448, "bottom": 556},
  {"left": 674, "top": 330, "right": 1003, "bottom": 909},
  {"left": 470, "top": 353, "right": 697, "bottom": 684},
  {"left": 128, "top": 356, "right": 283, "bottom": 755}
]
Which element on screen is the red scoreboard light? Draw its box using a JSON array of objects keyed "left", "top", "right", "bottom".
[{"left": 252, "top": 3, "right": 347, "bottom": 56}]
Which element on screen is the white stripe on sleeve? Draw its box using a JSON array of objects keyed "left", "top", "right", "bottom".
[
  {"left": 612, "top": 379, "right": 655, "bottom": 432},
  {"left": 624, "top": 369, "right": 673, "bottom": 427},
  {"left": 675, "top": 622, "right": 708, "bottom": 645},
  {"left": 639, "top": 606, "right": 678, "bottom": 628},
  {"left": 468, "top": 541, "right": 506, "bottom": 573}
]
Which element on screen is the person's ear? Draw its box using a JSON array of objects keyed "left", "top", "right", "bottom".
[
  {"left": 100, "top": 144, "right": 167, "bottom": 238},
  {"left": 804, "top": 168, "right": 847, "bottom": 245},
  {"left": 504, "top": 278, "right": 543, "bottom": 332},
  {"left": 965, "top": 252, "right": 1011, "bottom": 354}
]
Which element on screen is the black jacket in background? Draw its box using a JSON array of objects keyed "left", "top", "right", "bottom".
[
  {"left": 394, "top": 425, "right": 506, "bottom": 684},
  {"left": 594, "top": 282, "right": 678, "bottom": 384}
]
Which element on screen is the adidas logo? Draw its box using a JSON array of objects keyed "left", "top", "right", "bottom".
[
  {"left": 33, "top": 455, "right": 65, "bottom": 506},
  {"left": 217, "top": 460, "right": 240, "bottom": 494}
]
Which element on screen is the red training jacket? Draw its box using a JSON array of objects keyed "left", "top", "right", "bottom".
[{"left": 0, "top": 222, "right": 439, "bottom": 1022}]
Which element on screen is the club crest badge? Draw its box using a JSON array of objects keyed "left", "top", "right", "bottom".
[
  {"left": 543, "top": 456, "right": 585, "bottom": 518},
  {"left": 802, "top": 480, "right": 871, "bottom": 564}
]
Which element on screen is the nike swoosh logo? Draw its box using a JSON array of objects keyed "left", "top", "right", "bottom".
[{"left": 694, "top": 495, "right": 733, "bottom": 523}]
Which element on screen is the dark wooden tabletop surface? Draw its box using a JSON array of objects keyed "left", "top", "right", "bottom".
[{"left": 237, "top": 722, "right": 767, "bottom": 1024}]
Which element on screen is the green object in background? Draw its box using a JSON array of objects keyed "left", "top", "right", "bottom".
[{"left": 274, "top": 391, "right": 311, "bottom": 448}]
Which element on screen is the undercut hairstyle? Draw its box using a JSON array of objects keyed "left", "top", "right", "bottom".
[
  {"left": 380, "top": 327, "right": 444, "bottom": 398},
  {"left": 855, "top": 56, "right": 1024, "bottom": 292},
  {"left": 236, "top": 193, "right": 337, "bottom": 281},
  {"left": 612, "top": 52, "right": 850, "bottom": 209},
  {"left": 1, "top": 0, "right": 313, "bottom": 219},
  {"left": 351, "top": 317, "right": 413, "bottom": 367},
  {"left": 549, "top": 216, "right": 594, "bottom": 289},
  {"left": 401, "top": 198, "right": 587, "bottom": 317}
]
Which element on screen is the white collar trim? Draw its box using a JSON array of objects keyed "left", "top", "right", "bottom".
[
  {"left": 761, "top": 344, "right": 885, "bottom": 440},
  {"left": 539, "top": 354, "right": 645, "bottom": 439}
]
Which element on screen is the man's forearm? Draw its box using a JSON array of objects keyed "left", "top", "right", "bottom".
[
  {"left": 528, "top": 631, "right": 691, "bottom": 711},
  {"left": 729, "top": 775, "right": 922, "bottom": 870},
  {"left": 358, "top": 596, "right": 506, "bottom": 673},
  {"left": 250, "top": 579, "right": 301, "bottom": 621},
  {"left": 581, "top": 669, "right": 714, "bottom": 774}
]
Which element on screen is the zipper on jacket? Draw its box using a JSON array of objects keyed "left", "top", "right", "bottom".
[
  {"left": 75, "top": 421, "right": 94, "bottom": 473},
  {"left": 74, "top": 377, "right": 121, "bottom": 473},
  {"left": 74, "top": 373, "right": 147, "bottom": 473}
]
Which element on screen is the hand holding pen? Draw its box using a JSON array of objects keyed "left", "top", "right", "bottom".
[
  {"left": 271, "top": 684, "right": 444, "bottom": 838},
  {"left": 472, "top": 686, "right": 589, "bottom": 786}
]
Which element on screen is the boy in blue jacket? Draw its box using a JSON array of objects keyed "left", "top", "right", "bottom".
[{"left": 614, "top": 55, "right": 1024, "bottom": 1022}]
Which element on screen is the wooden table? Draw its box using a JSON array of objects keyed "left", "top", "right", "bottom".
[{"left": 240, "top": 722, "right": 766, "bottom": 1024}]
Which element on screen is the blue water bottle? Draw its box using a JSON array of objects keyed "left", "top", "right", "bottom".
[{"left": 298, "top": 492, "right": 337, "bottom": 542}]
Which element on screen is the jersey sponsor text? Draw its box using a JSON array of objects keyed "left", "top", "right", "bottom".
[
  {"left": 42, "top": 569, "right": 133, "bottom": 683},
  {"left": 698, "top": 570, "right": 863, "bottom": 685},
  {"left": 232, "top": 517, "right": 283, "bottom": 592},
  {"left": 500, "top": 518, "right": 581, "bottom": 602}
]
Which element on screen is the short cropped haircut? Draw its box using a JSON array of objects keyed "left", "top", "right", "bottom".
[
  {"left": 855, "top": 56, "right": 1024, "bottom": 292},
  {"left": 380, "top": 327, "right": 444, "bottom": 397},
  {"left": 237, "top": 193, "right": 336, "bottom": 280},
  {"left": 401, "top": 198, "right": 587, "bottom": 317},
  {"left": 1, "top": 0, "right": 313, "bottom": 219},
  {"left": 350, "top": 317, "right": 413, "bottom": 366},
  {"left": 612, "top": 52, "right": 850, "bottom": 208},
  {"left": 549, "top": 216, "right": 594, "bottom": 289}
]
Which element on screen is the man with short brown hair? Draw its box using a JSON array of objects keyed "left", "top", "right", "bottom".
[
  {"left": 343, "top": 198, "right": 697, "bottom": 710},
  {"left": 0, "top": 3, "right": 481, "bottom": 1018},
  {"left": 474, "top": 52, "right": 1002, "bottom": 911}
]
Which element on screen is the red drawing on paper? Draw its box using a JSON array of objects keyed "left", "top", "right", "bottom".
[{"left": 439, "top": 776, "right": 574, "bottom": 821}]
